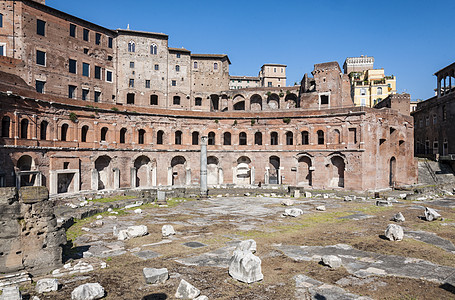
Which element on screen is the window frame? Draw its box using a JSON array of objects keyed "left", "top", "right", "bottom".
[
  {"left": 95, "top": 33, "right": 101, "bottom": 45},
  {"left": 69, "top": 59, "right": 77, "bottom": 74},
  {"left": 82, "top": 62, "right": 90, "bottom": 77},
  {"left": 36, "top": 50, "right": 46, "bottom": 66},
  {"left": 37, "top": 19, "right": 46, "bottom": 36},
  {"left": 94, "top": 66, "right": 101, "bottom": 79},
  {"left": 69, "top": 24, "right": 76, "bottom": 37},
  {"left": 83, "top": 28, "right": 89, "bottom": 41},
  {"left": 35, "top": 80, "right": 45, "bottom": 94}
]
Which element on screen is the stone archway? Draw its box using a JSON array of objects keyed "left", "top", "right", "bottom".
[
  {"left": 171, "top": 156, "right": 186, "bottom": 186},
  {"left": 207, "top": 156, "right": 220, "bottom": 185},
  {"left": 95, "top": 155, "right": 112, "bottom": 190},
  {"left": 236, "top": 156, "right": 251, "bottom": 185},
  {"left": 134, "top": 155, "right": 151, "bottom": 188},
  {"left": 297, "top": 156, "right": 312, "bottom": 186},
  {"left": 267, "top": 93, "right": 280, "bottom": 109},
  {"left": 16, "top": 155, "right": 36, "bottom": 187},
  {"left": 389, "top": 157, "right": 396, "bottom": 187},
  {"left": 268, "top": 156, "right": 280, "bottom": 184},
  {"left": 330, "top": 156, "right": 345, "bottom": 188}
]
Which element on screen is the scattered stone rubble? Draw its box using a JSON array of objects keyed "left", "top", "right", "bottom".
[
  {"left": 391, "top": 212, "right": 405, "bottom": 222},
  {"left": 143, "top": 268, "right": 169, "bottom": 284},
  {"left": 175, "top": 279, "right": 201, "bottom": 299},
  {"left": 162, "top": 225, "right": 176, "bottom": 237},
  {"left": 36, "top": 278, "right": 59, "bottom": 293},
  {"left": 71, "top": 283, "right": 105, "bottom": 300},
  {"left": 321, "top": 255, "right": 342, "bottom": 268},
  {"left": 115, "top": 225, "right": 148, "bottom": 240},
  {"left": 229, "top": 240, "right": 263, "bottom": 284},
  {"left": 283, "top": 208, "right": 303, "bottom": 217},
  {"left": 424, "top": 207, "right": 441, "bottom": 221},
  {"left": 385, "top": 224, "right": 404, "bottom": 241}
]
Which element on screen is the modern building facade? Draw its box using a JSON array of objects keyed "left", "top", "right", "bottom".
[
  {"left": 344, "top": 56, "right": 397, "bottom": 107},
  {"left": 0, "top": 0, "right": 417, "bottom": 193}
]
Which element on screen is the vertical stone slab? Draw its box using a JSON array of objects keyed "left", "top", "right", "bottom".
[
  {"left": 185, "top": 168, "right": 191, "bottom": 186},
  {"left": 157, "top": 191, "right": 166, "bottom": 204},
  {"left": 250, "top": 167, "right": 255, "bottom": 185},
  {"left": 152, "top": 167, "right": 157, "bottom": 186},
  {"left": 200, "top": 136, "right": 208, "bottom": 197},
  {"left": 113, "top": 168, "right": 120, "bottom": 189},
  {"left": 168, "top": 167, "right": 173, "bottom": 186},
  {"left": 74, "top": 170, "right": 81, "bottom": 192},
  {"left": 91, "top": 169, "right": 98, "bottom": 191},
  {"left": 49, "top": 171, "right": 57, "bottom": 195},
  {"left": 130, "top": 167, "right": 136, "bottom": 188}
]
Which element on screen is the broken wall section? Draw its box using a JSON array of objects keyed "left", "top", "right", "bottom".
[{"left": 0, "top": 186, "right": 66, "bottom": 276}]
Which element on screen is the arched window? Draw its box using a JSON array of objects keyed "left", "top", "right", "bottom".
[
  {"left": 208, "top": 131, "right": 215, "bottom": 145},
  {"left": 175, "top": 130, "right": 182, "bottom": 145},
  {"left": 254, "top": 132, "right": 262, "bottom": 145},
  {"left": 301, "top": 131, "right": 309, "bottom": 145},
  {"left": 239, "top": 132, "right": 247, "bottom": 145},
  {"left": 61, "top": 123, "right": 69, "bottom": 141},
  {"left": 150, "top": 44, "right": 157, "bottom": 55},
  {"left": 101, "top": 127, "right": 108, "bottom": 141},
  {"left": 1, "top": 116, "right": 10, "bottom": 138},
  {"left": 214, "top": 62, "right": 218, "bottom": 70},
  {"left": 333, "top": 129, "right": 341, "bottom": 144},
  {"left": 40, "top": 121, "right": 48, "bottom": 140},
  {"left": 286, "top": 131, "right": 293, "bottom": 145},
  {"left": 270, "top": 132, "right": 278, "bottom": 145},
  {"left": 138, "top": 129, "right": 145, "bottom": 144},
  {"left": 175, "top": 65, "right": 180, "bottom": 72},
  {"left": 150, "top": 94, "right": 158, "bottom": 105},
  {"left": 317, "top": 130, "right": 324, "bottom": 144},
  {"left": 223, "top": 132, "right": 231, "bottom": 145},
  {"left": 193, "top": 61, "right": 198, "bottom": 69},
  {"left": 192, "top": 131, "right": 199, "bottom": 145},
  {"left": 20, "top": 119, "right": 28, "bottom": 139},
  {"left": 128, "top": 41, "right": 135, "bottom": 53},
  {"left": 377, "top": 87, "right": 382, "bottom": 95},
  {"left": 81, "top": 125, "right": 89, "bottom": 142},
  {"left": 119, "top": 128, "right": 126, "bottom": 144},
  {"left": 157, "top": 130, "right": 164, "bottom": 145}
]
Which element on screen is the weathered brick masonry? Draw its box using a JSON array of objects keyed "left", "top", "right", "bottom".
[{"left": 0, "top": 0, "right": 417, "bottom": 193}]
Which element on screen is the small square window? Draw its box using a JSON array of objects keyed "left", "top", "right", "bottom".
[
  {"left": 83, "top": 48, "right": 89, "bottom": 54},
  {"left": 129, "top": 79, "right": 134, "bottom": 88},
  {"left": 82, "top": 62, "right": 90, "bottom": 77},
  {"left": 94, "top": 91, "right": 101, "bottom": 103},
  {"left": 108, "top": 55, "right": 113, "bottom": 61},
  {"left": 130, "top": 61, "right": 134, "bottom": 68},
  {"left": 195, "top": 97, "right": 202, "bottom": 106},
  {"left": 267, "top": 82, "right": 272, "bottom": 87},
  {"left": 145, "top": 80, "right": 150, "bottom": 88},
  {"left": 176, "top": 53, "right": 181, "bottom": 58},
  {"left": 68, "top": 85, "right": 76, "bottom": 99},
  {"left": 69, "top": 59, "right": 77, "bottom": 74},
  {"left": 154, "top": 64, "right": 159, "bottom": 71},
  {"left": 70, "top": 24, "right": 76, "bottom": 37},
  {"left": 82, "top": 89, "right": 89, "bottom": 100},
  {"left": 83, "top": 28, "right": 89, "bottom": 41},
  {"left": 171, "top": 80, "right": 176, "bottom": 86},
  {"left": 108, "top": 37, "right": 113, "bottom": 48},
  {"left": 127, "top": 93, "right": 135, "bottom": 104},
  {"left": 36, "top": 50, "right": 46, "bottom": 66},
  {"left": 95, "top": 33, "right": 101, "bottom": 45},
  {"left": 95, "top": 66, "right": 101, "bottom": 79},
  {"left": 36, "top": 80, "right": 45, "bottom": 93},
  {"left": 106, "top": 70, "right": 113, "bottom": 82},
  {"left": 37, "top": 19, "right": 45, "bottom": 36}
]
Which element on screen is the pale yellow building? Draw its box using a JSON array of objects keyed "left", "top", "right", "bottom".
[
  {"left": 259, "top": 64, "right": 287, "bottom": 87},
  {"left": 344, "top": 56, "right": 397, "bottom": 107}
]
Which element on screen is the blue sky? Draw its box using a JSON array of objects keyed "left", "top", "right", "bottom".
[{"left": 47, "top": 0, "right": 455, "bottom": 100}]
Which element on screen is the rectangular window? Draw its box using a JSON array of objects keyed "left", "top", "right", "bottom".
[
  {"left": 0, "top": 14, "right": 3, "bottom": 28},
  {"left": 176, "top": 53, "right": 181, "bottom": 58},
  {"left": 0, "top": 45, "right": 4, "bottom": 56},
  {"left": 194, "top": 61, "right": 198, "bottom": 69},
  {"left": 68, "top": 85, "right": 76, "bottom": 99},
  {"left": 36, "top": 50, "right": 46, "bottom": 66},
  {"left": 70, "top": 24, "right": 76, "bottom": 37},
  {"left": 106, "top": 70, "right": 113, "bottom": 82},
  {"left": 130, "top": 61, "right": 134, "bottom": 68},
  {"left": 154, "top": 64, "right": 159, "bottom": 70},
  {"left": 360, "top": 98, "right": 366, "bottom": 106},
  {"left": 83, "top": 28, "right": 89, "bottom": 41},
  {"left": 37, "top": 19, "right": 45, "bottom": 36},
  {"left": 145, "top": 80, "right": 150, "bottom": 88},
  {"left": 82, "top": 63, "right": 90, "bottom": 77},
  {"left": 69, "top": 59, "right": 77, "bottom": 74},
  {"left": 82, "top": 89, "right": 89, "bottom": 100},
  {"left": 171, "top": 80, "right": 176, "bottom": 86},
  {"left": 94, "top": 91, "right": 101, "bottom": 103},
  {"left": 35, "top": 80, "right": 45, "bottom": 93},
  {"left": 95, "top": 33, "right": 101, "bottom": 45},
  {"left": 94, "top": 66, "right": 101, "bottom": 79},
  {"left": 267, "top": 82, "right": 272, "bottom": 87},
  {"left": 127, "top": 93, "right": 135, "bottom": 104},
  {"left": 129, "top": 79, "right": 134, "bottom": 88},
  {"left": 108, "top": 37, "right": 113, "bottom": 48},
  {"left": 321, "top": 95, "right": 329, "bottom": 105}
]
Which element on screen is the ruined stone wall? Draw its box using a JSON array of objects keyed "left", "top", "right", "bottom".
[
  {"left": 191, "top": 55, "right": 230, "bottom": 95},
  {"left": 116, "top": 31, "right": 169, "bottom": 107},
  {"left": 374, "top": 93, "right": 411, "bottom": 116},
  {"left": 0, "top": 186, "right": 65, "bottom": 276},
  {"left": 10, "top": 1, "right": 116, "bottom": 103},
  {"left": 0, "top": 90, "right": 417, "bottom": 191}
]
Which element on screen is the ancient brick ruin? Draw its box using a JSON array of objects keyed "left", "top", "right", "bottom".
[
  {"left": 0, "top": 186, "right": 65, "bottom": 276},
  {"left": 0, "top": 0, "right": 417, "bottom": 194}
]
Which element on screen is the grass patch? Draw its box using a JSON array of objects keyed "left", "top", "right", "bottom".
[{"left": 90, "top": 195, "right": 136, "bottom": 203}]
